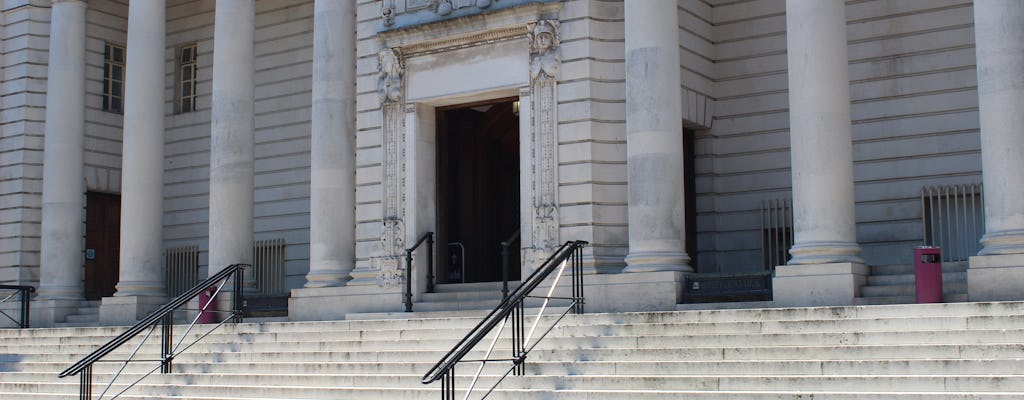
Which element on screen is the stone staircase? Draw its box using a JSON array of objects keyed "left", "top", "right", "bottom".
[
  {"left": 2, "top": 301, "right": 1024, "bottom": 399},
  {"left": 856, "top": 261, "right": 969, "bottom": 305},
  {"left": 55, "top": 300, "right": 101, "bottom": 328}
]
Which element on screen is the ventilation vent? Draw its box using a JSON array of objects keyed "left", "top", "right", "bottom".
[
  {"left": 165, "top": 245, "right": 199, "bottom": 298},
  {"left": 252, "top": 238, "right": 286, "bottom": 297},
  {"left": 922, "top": 184, "right": 984, "bottom": 262},
  {"left": 760, "top": 198, "right": 793, "bottom": 270}
]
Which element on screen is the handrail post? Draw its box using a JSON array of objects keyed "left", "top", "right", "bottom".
[
  {"left": 427, "top": 232, "right": 435, "bottom": 293},
  {"left": 232, "top": 267, "right": 245, "bottom": 323},
  {"left": 160, "top": 314, "right": 173, "bottom": 373},
  {"left": 500, "top": 229, "right": 520, "bottom": 300},
  {"left": 21, "top": 286, "right": 33, "bottom": 328},
  {"left": 80, "top": 365, "right": 92, "bottom": 400},
  {"left": 501, "top": 242, "right": 510, "bottom": 300},
  {"left": 405, "top": 248, "right": 414, "bottom": 312}
]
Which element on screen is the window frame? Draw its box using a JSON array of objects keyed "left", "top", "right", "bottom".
[
  {"left": 176, "top": 43, "right": 199, "bottom": 114},
  {"left": 102, "top": 42, "right": 126, "bottom": 114}
]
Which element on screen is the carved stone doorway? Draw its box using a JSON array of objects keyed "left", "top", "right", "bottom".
[{"left": 436, "top": 98, "right": 521, "bottom": 284}]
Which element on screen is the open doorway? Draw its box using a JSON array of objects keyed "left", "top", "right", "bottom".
[{"left": 436, "top": 98, "right": 520, "bottom": 284}]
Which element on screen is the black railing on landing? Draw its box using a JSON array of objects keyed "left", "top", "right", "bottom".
[
  {"left": 58, "top": 263, "right": 248, "bottom": 400},
  {"left": 406, "top": 232, "right": 435, "bottom": 312},
  {"left": 422, "top": 240, "right": 586, "bottom": 399},
  {"left": 0, "top": 284, "right": 35, "bottom": 328}
]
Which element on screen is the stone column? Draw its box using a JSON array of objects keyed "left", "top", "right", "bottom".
[
  {"left": 305, "top": 0, "right": 356, "bottom": 288},
  {"left": 968, "top": 0, "right": 1024, "bottom": 301},
  {"left": 622, "top": 0, "right": 691, "bottom": 273},
  {"left": 209, "top": 0, "right": 255, "bottom": 284},
  {"left": 100, "top": 0, "right": 168, "bottom": 326},
  {"left": 773, "top": 0, "right": 867, "bottom": 307},
  {"left": 36, "top": 0, "right": 87, "bottom": 326}
]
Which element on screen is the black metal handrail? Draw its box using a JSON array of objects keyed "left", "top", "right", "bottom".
[
  {"left": 0, "top": 284, "right": 35, "bottom": 328},
  {"left": 422, "top": 240, "right": 586, "bottom": 399},
  {"left": 406, "top": 232, "right": 434, "bottom": 312},
  {"left": 499, "top": 229, "right": 520, "bottom": 299},
  {"left": 59, "top": 263, "right": 248, "bottom": 400}
]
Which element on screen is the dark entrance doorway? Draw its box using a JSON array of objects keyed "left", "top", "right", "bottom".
[
  {"left": 84, "top": 192, "right": 121, "bottom": 300},
  {"left": 436, "top": 98, "right": 520, "bottom": 284}
]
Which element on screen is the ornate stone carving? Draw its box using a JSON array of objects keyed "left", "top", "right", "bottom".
[
  {"left": 377, "top": 48, "right": 403, "bottom": 103},
  {"left": 527, "top": 19, "right": 561, "bottom": 253},
  {"left": 528, "top": 20, "right": 560, "bottom": 80},
  {"left": 381, "top": 101, "right": 406, "bottom": 257},
  {"left": 381, "top": 0, "right": 397, "bottom": 26},
  {"left": 429, "top": 0, "right": 495, "bottom": 16},
  {"left": 374, "top": 256, "right": 404, "bottom": 288}
]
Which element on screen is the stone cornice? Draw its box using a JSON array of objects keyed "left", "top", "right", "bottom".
[
  {"left": 400, "top": 24, "right": 528, "bottom": 56},
  {"left": 378, "top": 2, "right": 562, "bottom": 55}
]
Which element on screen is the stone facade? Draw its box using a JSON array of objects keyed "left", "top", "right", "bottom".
[{"left": 1, "top": 0, "right": 1022, "bottom": 325}]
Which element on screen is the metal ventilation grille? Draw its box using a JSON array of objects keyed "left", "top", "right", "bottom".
[
  {"left": 165, "top": 245, "right": 199, "bottom": 298},
  {"left": 922, "top": 184, "right": 984, "bottom": 262},
  {"left": 761, "top": 198, "right": 793, "bottom": 270},
  {"left": 252, "top": 238, "right": 286, "bottom": 297}
]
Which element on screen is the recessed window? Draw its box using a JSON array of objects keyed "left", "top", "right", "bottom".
[
  {"left": 102, "top": 42, "right": 125, "bottom": 114},
  {"left": 178, "top": 44, "right": 198, "bottom": 113}
]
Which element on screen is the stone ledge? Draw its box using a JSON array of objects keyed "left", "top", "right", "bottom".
[
  {"left": 773, "top": 262, "right": 869, "bottom": 307},
  {"left": 968, "top": 254, "right": 1024, "bottom": 301}
]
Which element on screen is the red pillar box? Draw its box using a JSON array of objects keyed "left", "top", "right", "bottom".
[{"left": 914, "top": 246, "right": 943, "bottom": 303}]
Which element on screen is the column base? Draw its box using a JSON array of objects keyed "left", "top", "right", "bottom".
[
  {"left": 583, "top": 271, "right": 684, "bottom": 312},
  {"left": 289, "top": 285, "right": 403, "bottom": 321},
  {"left": 788, "top": 241, "right": 864, "bottom": 265},
  {"left": 979, "top": 229, "right": 1024, "bottom": 255},
  {"left": 303, "top": 271, "right": 352, "bottom": 288},
  {"left": 99, "top": 295, "right": 167, "bottom": 326},
  {"left": 772, "top": 262, "right": 868, "bottom": 307},
  {"left": 623, "top": 251, "right": 693, "bottom": 273},
  {"left": 30, "top": 299, "right": 81, "bottom": 328},
  {"left": 968, "top": 253, "right": 1024, "bottom": 301}
]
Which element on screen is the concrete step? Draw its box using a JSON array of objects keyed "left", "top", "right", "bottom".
[
  {"left": 7, "top": 373, "right": 1024, "bottom": 393},
  {"left": 870, "top": 262, "right": 968, "bottom": 276},
  {"left": 866, "top": 272, "right": 967, "bottom": 286},
  {"left": 5, "top": 302, "right": 1024, "bottom": 399},
  {"left": 4, "top": 391, "right": 1024, "bottom": 400},
  {"left": 860, "top": 281, "right": 967, "bottom": 297}
]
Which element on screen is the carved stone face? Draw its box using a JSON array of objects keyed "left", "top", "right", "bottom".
[{"left": 536, "top": 32, "right": 553, "bottom": 52}]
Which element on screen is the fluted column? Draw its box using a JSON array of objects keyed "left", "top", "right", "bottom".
[
  {"left": 967, "top": 1, "right": 1024, "bottom": 301},
  {"left": 38, "top": 0, "right": 87, "bottom": 301},
  {"left": 305, "top": 0, "right": 356, "bottom": 288},
  {"left": 784, "top": 0, "right": 862, "bottom": 265},
  {"left": 622, "top": 0, "right": 691, "bottom": 273},
  {"left": 209, "top": 0, "right": 255, "bottom": 282},
  {"left": 115, "top": 0, "right": 166, "bottom": 297}
]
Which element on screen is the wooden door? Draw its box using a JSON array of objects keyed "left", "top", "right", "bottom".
[{"left": 84, "top": 192, "right": 121, "bottom": 300}]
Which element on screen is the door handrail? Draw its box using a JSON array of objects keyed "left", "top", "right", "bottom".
[{"left": 406, "top": 232, "right": 435, "bottom": 312}]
